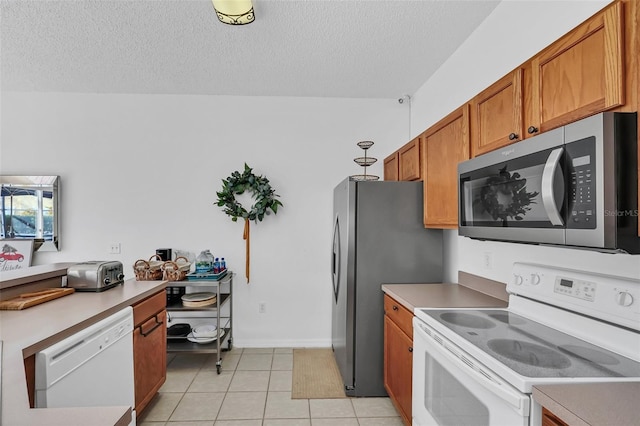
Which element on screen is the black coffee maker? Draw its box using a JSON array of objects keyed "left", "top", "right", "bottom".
[{"left": 156, "top": 248, "right": 172, "bottom": 261}]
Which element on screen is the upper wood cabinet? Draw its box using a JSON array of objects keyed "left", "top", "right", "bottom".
[
  {"left": 384, "top": 137, "right": 422, "bottom": 181},
  {"left": 423, "top": 104, "right": 470, "bottom": 229},
  {"left": 398, "top": 137, "right": 422, "bottom": 181},
  {"left": 527, "top": 1, "right": 625, "bottom": 134},
  {"left": 384, "top": 152, "right": 399, "bottom": 181},
  {"left": 470, "top": 1, "right": 626, "bottom": 156},
  {"left": 470, "top": 70, "right": 524, "bottom": 157}
]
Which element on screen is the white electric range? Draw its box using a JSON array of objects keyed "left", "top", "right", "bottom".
[{"left": 412, "top": 262, "right": 640, "bottom": 426}]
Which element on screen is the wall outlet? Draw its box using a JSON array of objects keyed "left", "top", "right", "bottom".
[
  {"left": 259, "top": 302, "right": 266, "bottom": 314},
  {"left": 109, "top": 243, "right": 121, "bottom": 254},
  {"left": 482, "top": 251, "right": 493, "bottom": 269}
]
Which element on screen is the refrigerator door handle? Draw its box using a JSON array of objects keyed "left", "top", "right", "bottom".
[{"left": 332, "top": 218, "right": 341, "bottom": 303}]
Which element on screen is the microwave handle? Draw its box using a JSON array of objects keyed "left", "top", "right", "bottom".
[{"left": 541, "top": 147, "right": 565, "bottom": 226}]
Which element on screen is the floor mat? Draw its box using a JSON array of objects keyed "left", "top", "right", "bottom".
[{"left": 291, "top": 348, "right": 347, "bottom": 399}]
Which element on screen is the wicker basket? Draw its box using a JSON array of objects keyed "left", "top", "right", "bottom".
[
  {"left": 133, "top": 255, "right": 164, "bottom": 281},
  {"left": 162, "top": 256, "right": 191, "bottom": 282}
]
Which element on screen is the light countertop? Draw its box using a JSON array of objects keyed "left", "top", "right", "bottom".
[
  {"left": 381, "top": 282, "right": 508, "bottom": 312},
  {"left": 533, "top": 382, "right": 640, "bottom": 426},
  {"left": 0, "top": 278, "right": 167, "bottom": 426}
]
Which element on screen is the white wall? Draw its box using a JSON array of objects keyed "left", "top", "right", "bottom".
[
  {"left": 0, "top": 92, "right": 409, "bottom": 347},
  {"left": 410, "top": 0, "right": 640, "bottom": 283}
]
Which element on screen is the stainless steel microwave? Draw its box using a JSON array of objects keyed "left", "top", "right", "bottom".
[{"left": 458, "top": 112, "right": 639, "bottom": 254}]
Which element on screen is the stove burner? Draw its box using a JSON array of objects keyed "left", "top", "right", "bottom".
[
  {"left": 488, "top": 312, "right": 527, "bottom": 326},
  {"left": 558, "top": 345, "right": 621, "bottom": 366},
  {"left": 488, "top": 339, "right": 571, "bottom": 369},
  {"left": 439, "top": 312, "right": 496, "bottom": 329}
]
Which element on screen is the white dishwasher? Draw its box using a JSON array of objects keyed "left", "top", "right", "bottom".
[{"left": 35, "top": 306, "right": 136, "bottom": 425}]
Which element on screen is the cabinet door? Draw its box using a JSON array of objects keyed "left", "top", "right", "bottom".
[
  {"left": 399, "top": 137, "right": 422, "bottom": 181},
  {"left": 471, "top": 70, "right": 523, "bottom": 157},
  {"left": 384, "top": 152, "right": 399, "bottom": 181},
  {"left": 134, "top": 309, "right": 167, "bottom": 414},
  {"left": 541, "top": 407, "right": 569, "bottom": 426},
  {"left": 384, "top": 315, "right": 413, "bottom": 426},
  {"left": 423, "top": 104, "right": 470, "bottom": 229},
  {"left": 530, "top": 1, "right": 624, "bottom": 133}
]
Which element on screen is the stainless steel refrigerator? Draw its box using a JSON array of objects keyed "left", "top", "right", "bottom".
[{"left": 331, "top": 177, "right": 443, "bottom": 397}]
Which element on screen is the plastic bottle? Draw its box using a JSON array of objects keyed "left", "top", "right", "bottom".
[
  {"left": 213, "top": 257, "right": 221, "bottom": 274},
  {"left": 220, "top": 257, "right": 226, "bottom": 271},
  {"left": 195, "top": 251, "right": 210, "bottom": 273}
]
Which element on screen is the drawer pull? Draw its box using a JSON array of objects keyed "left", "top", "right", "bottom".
[
  {"left": 408, "top": 347, "right": 413, "bottom": 353},
  {"left": 392, "top": 305, "right": 399, "bottom": 311},
  {"left": 140, "top": 315, "right": 163, "bottom": 337}
]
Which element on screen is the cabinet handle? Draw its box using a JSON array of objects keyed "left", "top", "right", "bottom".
[
  {"left": 140, "top": 315, "right": 163, "bottom": 337},
  {"left": 508, "top": 132, "right": 518, "bottom": 141},
  {"left": 408, "top": 347, "right": 413, "bottom": 353},
  {"left": 527, "top": 126, "right": 539, "bottom": 134},
  {"left": 392, "top": 305, "right": 398, "bottom": 311}
]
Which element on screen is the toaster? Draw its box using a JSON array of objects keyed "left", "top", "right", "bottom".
[{"left": 67, "top": 261, "right": 125, "bottom": 292}]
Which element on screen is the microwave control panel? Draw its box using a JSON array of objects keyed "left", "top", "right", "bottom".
[{"left": 566, "top": 136, "right": 596, "bottom": 229}]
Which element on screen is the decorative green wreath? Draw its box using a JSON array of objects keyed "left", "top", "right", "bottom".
[
  {"left": 474, "top": 166, "right": 539, "bottom": 222},
  {"left": 216, "top": 163, "right": 283, "bottom": 222}
]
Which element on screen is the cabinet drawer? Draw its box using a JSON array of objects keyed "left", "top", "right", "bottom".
[
  {"left": 384, "top": 294, "right": 413, "bottom": 338},
  {"left": 133, "top": 290, "right": 166, "bottom": 327}
]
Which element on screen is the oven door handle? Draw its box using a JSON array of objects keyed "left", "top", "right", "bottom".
[
  {"left": 541, "top": 147, "right": 565, "bottom": 226},
  {"left": 414, "top": 321, "right": 529, "bottom": 416}
]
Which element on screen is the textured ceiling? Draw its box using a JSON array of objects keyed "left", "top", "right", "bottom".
[{"left": 0, "top": 0, "right": 500, "bottom": 98}]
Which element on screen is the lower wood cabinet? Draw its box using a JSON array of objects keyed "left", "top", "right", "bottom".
[
  {"left": 541, "top": 407, "right": 569, "bottom": 426},
  {"left": 384, "top": 294, "right": 414, "bottom": 426},
  {"left": 132, "top": 290, "right": 167, "bottom": 415}
]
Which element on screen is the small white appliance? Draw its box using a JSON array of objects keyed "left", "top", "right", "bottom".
[
  {"left": 412, "top": 263, "right": 640, "bottom": 426},
  {"left": 35, "top": 307, "right": 136, "bottom": 425}
]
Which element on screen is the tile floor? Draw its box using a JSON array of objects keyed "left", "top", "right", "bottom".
[{"left": 138, "top": 347, "right": 403, "bottom": 426}]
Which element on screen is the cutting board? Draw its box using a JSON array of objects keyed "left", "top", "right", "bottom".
[{"left": 0, "top": 288, "right": 75, "bottom": 310}]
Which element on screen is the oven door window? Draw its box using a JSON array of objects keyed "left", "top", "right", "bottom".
[
  {"left": 425, "top": 352, "right": 490, "bottom": 426},
  {"left": 460, "top": 147, "right": 565, "bottom": 228}
]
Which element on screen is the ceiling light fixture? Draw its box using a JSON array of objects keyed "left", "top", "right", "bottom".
[{"left": 212, "top": 0, "right": 255, "bottom": 25}]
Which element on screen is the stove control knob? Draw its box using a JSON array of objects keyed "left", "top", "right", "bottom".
[
  {"left": 513, "top": 274, "right": 523, "bottom": 286},
  {"left": 530, "top": 273, "right": 541, "bottom": 285},
  {"left": 616, "top": 291, "right": 634, "bottom": 307}
]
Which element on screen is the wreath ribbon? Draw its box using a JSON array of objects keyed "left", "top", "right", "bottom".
[{"left": 243, "top": 218, "right": 250, "bottom": 282}]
